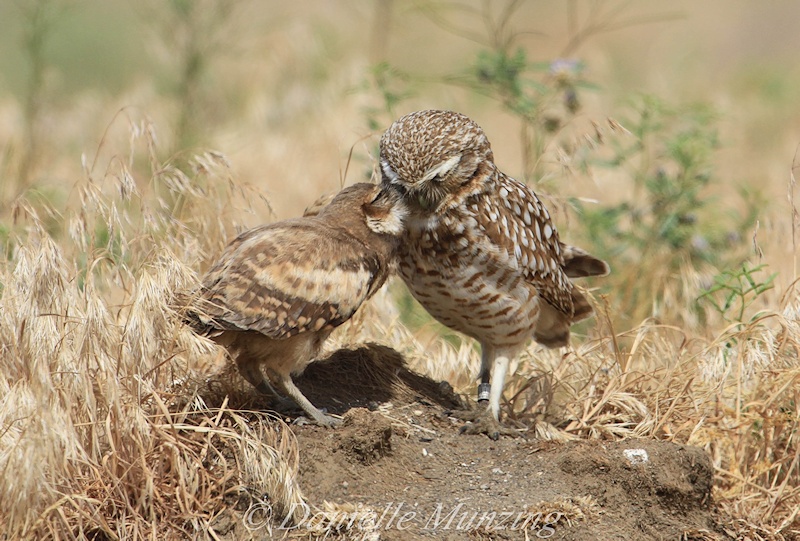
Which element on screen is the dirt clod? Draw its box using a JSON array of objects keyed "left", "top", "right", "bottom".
[{"left": 335, "top": 408, "right": 393, "bottom": 465}]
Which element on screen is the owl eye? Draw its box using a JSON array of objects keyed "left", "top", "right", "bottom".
[
  {"left": 422, "top": 155, "right": 461, "bottom": 183},
  {"left": 369, "top": 187, "right": 389, "bottom": 205}
]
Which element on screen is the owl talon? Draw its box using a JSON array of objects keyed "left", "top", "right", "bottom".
[
  {"left": 318, "top": 415, "right": 343, "bottom": 428},
  {"left": 293, "top": 414, "right": 341, "bottom": 428},
  {"left": 453, "top": 410, "right": 522, "bottom": 441}
]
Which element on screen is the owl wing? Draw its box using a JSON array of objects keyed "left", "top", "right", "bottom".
[
  {"left": 476, "top": 175, "right": 575, "bottom": 316},
  {"left": 193, "top": 218, "right": 386, "bottom": 339}
]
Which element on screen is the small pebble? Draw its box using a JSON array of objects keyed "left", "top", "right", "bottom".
[{"left": 623, "top": 448, "right": 649, "bottom": 465}]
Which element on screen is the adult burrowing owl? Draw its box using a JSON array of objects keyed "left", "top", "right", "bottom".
[
  {"left": 379, "top": 110, "right": 609, "bottom": 438},
  {"left": 187, "top": 183, "right": 407, "bottom": 426}
]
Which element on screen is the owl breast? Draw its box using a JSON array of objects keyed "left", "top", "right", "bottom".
[{"left": 397, "top": 209, "right": 541, "bottom": 349}]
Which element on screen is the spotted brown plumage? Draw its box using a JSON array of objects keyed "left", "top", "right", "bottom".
[
  {"left": 379, "top": 110, "right": 609, "bottom": 437},
  {"left": 187, "top": 183, "right": 407, "bottom": 426}
]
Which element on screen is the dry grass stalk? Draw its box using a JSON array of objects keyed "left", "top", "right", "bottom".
[
  {"left": 0, "top": 116, "right": 303, "bottom": 540},
  {"left": 1, "top": 110, "right": 799, "bottom": 537}
]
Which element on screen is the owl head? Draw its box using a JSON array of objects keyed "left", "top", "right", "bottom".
[
  {"left": 379, "top": 110, "right": 495, "bottom": 212},
  {"left": 316, "top": 183, "right": 408, "bottom": 237}
]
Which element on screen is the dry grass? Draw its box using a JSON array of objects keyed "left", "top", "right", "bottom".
[
  {"left": 0, "top": 117, "right": 312, "bottom": 540},
  {"left": 2, "top": 108, "right": 799, "bottom": 541},
  {"left": 2, "top": 2, "right": 800, "bottom": 539}
]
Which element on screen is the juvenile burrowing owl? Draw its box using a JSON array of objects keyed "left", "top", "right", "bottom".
[
  {"left": 187, "top": 183, "right": 407, "bottom": 427},
  {"left": 379, "top": 110, "right": 609, "bottom": 438}
]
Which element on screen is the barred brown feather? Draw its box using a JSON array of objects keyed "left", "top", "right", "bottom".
[
  {"left": 380, "top": 110, "right": 609, "bottom": 435},
  {"left": 187, "top": 183, "right": 407, "bottom": 426}
]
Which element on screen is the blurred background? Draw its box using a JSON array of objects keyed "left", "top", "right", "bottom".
[
  {"left": 3, "top": 4, "right": 800, "bottom": 533},
  {"left": 1, "top": 0, "right": 800, "bottom": 327}
]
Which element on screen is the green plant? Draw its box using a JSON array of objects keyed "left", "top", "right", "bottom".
[
  {"left": 424, "top": 1, "right": 679, "bottom": 182},
  {"left": 361, "top": 61, "right": 414, "bottom": 132},
  {"left": 698, "top": 263, "right": 776, "bottom": 323},
  {"left": 445, "top": 24, "right": 592, "bottom": 179},
  {"left": 468, "top": 49, "right": 593, "bottom": 180},
  {"left": 576, "top": 96, "right": 760, "bottom": 327}
]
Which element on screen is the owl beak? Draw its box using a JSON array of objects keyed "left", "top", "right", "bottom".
[
  {"left": 383, "top": 179, "right": 437, "bottom": 212},
  {"left": 417, "top": 193, "right": 435, "bottom": 210}
]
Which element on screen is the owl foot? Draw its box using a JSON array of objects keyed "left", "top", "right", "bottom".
[
  {"left": 455, "top": 410, "right": 522, "bottom": 440},
  {"left": 267, "top": 396, "right": 303, "bottom": 414},
  {"left": 292, "top": 413, "right": 342, "bottom": 427},
  {"left": 275, "top": 375, "right": 343, "bottom": 428},
  {"left": 262, "top": 396, "right": 341, "bottom": 427}
]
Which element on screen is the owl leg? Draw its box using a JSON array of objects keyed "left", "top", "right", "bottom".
[
  {"left": 272, "top": 372, "right": 342, "bottom": 428},
  {"left": 237, "top": 355, "right": 282, "bottom": 398},
  {"left": 459, "top": 346, "right": 520, "bottom": 439},
  {"left": 476, "top": 344, "right": 510, "bottom": 421},
  {"left": 236, "top": 355, "right": 298, "bottom": 412},
  {"left": 476, "top": 343, "right": 494, "bottom": 405},
  {"left": 488, "top": 351, "right": 511, "bottom": 422}
]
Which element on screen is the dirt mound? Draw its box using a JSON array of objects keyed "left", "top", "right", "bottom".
[
  {"left": 294, "top": 412, "right": 719, "bottom": 541},
  {"left": 213, "top": 344, "right": 729, "bottom": 540}
]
